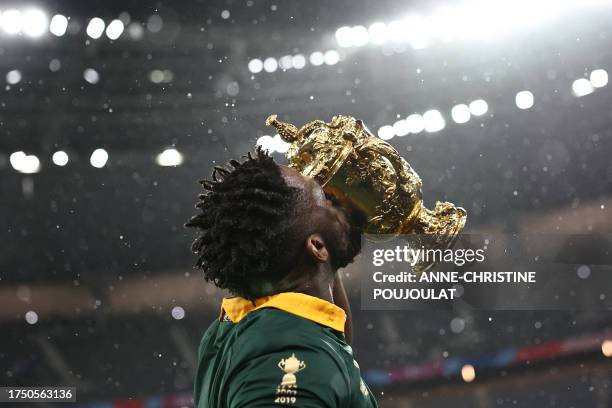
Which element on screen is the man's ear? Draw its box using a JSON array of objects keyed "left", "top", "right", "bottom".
[{"left": 305, "top": 233, "right": 329, "bottom": 263}]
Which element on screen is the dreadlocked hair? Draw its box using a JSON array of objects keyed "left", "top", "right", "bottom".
[{"left": 185, "top": 147, "right": 304, "bottom": 300}]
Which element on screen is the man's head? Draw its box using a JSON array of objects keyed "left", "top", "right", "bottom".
[{"left": 186, "top": 147, "right": 364, "bottom": 300}]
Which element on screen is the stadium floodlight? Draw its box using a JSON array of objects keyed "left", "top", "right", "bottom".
[
  {"left": 1, "top": 9, "right": 23, "bottom": 35},
  {"left": 86, "top": 17, "right": 105, "bottom": 39},
  {"left": 271, "top": 135, "right": 290, "bottom": 153},
  {"left": 49, "top": 14, "right": 68, "bottom": 36},
  {"left": 278, "top": 55, "right": 293, "bottom": 70},
  {"left": 378, "top": 125, "right": 395, "bottom": 140},
  {"left": 423, "top": 109, "right": 446, "bottom": 132},
  {"left": 351, "top": 25, "right": 369, "bottom": 47},
  {"left": 309, "top": 51, "right": 324, "bottom": 66},
  {"left": 83, "top": 68, "right": 100, "bottom": 84},
  {"left": 105, "top": 19, "right": 124, "bottom": 40},
  {"left": 52, "top": 151, "right": 69, "bottom": 166},
  {"left": 451, "top": 104, "right": 471, "bottom": 124},
  {"left": 324, "top": 50, "right": 340, "bottom": 65},
  {"left": 406, "top": 114, "right": 425, "bottom": 134},
  {"left": 469, "top": 99, "right": 488, "bottom": 116},
  {"left": 22, "top": 9, "right": 48, "bottom": 38},
  {"left": 292, "top": 54, "right": 306, "bottom": 69},
  {"left": 6, "top": 70, "right": 22, "bottom": 85},
  {"left": 156, "top": 148, "right": 184, "bottom": 167},
  {"left": 256, "top": 135, "right": 275, "bottom": 153},
  {"left": 263, "top": 57, "right": 278, "bottom": 73},
  {"left": 334, "top": 0, "right": 612, "bottom": 50},
  {"left": 10, "top": 151, "right": 40, "bottom": 174},
  {"left": 335, "top": 26, "right": 353, "bottom": 47},
  {"left": 572, "top": 78, "right": 594, "bottom": 97},
  {"left": 90, "top": 148, "right": 109, "bottom": 168},
  {"left": 515, "top": 90, "right": 534, "bottom": 109},
  {"left": 248, "top": 58, "right": 263, "bottom": 73},
  {"left": 368, "top": 22, "right": 389, "bottom": 44},
  {"left": 393, "top": 119, "right": 410, "bottom": 136},
  {"left": 590, "top": 69, "right": 608, "bottom": 88}
]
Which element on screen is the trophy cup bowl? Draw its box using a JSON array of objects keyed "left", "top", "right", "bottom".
[{"left": 266, "top": 114, "right": 467, "bottom": 272}]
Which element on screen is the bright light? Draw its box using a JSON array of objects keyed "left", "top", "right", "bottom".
[
  {"left": 105, "top": 19, "right": 124, "bottom": 40},
  {"left": 335, "top": 25, "right": 369, "bottom": 47},
  {"left": 515, "top": 90, "right": 534, "bottom": 109},
  {"left": 572, "top": 78, "right": 594, "bottom": 97},
  {"left": 393, "top": 119, "right": 410, "bottom": 136},
  {"left": 406, "top": 114, "right": 425, "bottom": 134},
  {"left": 272, "top": 135, "right": 290, "bottom": 153},
  {"left": 368, "top": 22, "right": 388, "bottom": 44},
  {"left": 6, "top": 70, "right": 22, "bottom": 85},
  {"left": 387, "top": 20, "right": 407, "bottom": 43},
  {"left": 248, "top": 58, "right": 263, "bottom": 73},
  {"left": 10, "top": 151, "right": 26, "bottom": 170},
  {"left": 292, "top": 54, "right": 306, "bottom": 69},
  {"left": 49, "top": 59, "right": 61, "bottom": 72},
  {"left": 324, "top": 50, "right": 340, "bottom": 65},
  {"left": 171, "top": 306, "right": 185, "bottom": 320},
  {"left": 405, "top": 15, "right": 429, "bottom": 49},
  {"left": 334, "top": 1, "right": 612, "bottom": 51},
  {"left": 352, "top": 25, "right": 369, "bottom": 46},
  {"left": 2, "top": 9, "right": 22, "bottom": 35},
  {"left": 147, "top": 15, "right": 163, "bottom": 33},
  {"left": 156, "top": 148, "right": 183, "bottom": 166},
  {"left": 127, "top": 22, "right": 144, "bottom": 40},
  {"left": 335, "top": 26, "right": 353, "bottom": 47},
  {"left": 52, "top": 151, "right": 69, "bottom": 166},
  {"left": 309, "top": 51, "right": 324, "bottom": 66},
  {"left": 10, "top": 151, "right": 40, "bottom": 174},
  {"left": 461, "top": 364, "right": 476, "bottom": 383},
  {"left": 602, "top": 339, "right": 612, "bottom": 357},
  {"left": 256, "top": 134, "right": 288, "bottom": 154},
  {"left": 451, "top": 104, "right": 471, "bottom": 124},
  {"left": 378, "top": 125, "right": 395, "bottom": 140},
  {"left": 590, "top": 69, "right": 608, "bottom": 88},
  {"left": 90, "top": 148, "right": 109, "bottom": 168},
  {"left": 263, "top": 57, "right": 278, "bottom": 73},
  {"left": 49, "top": 14, "right": 68, "bottom": 36},
  {"left": 256, "top": 135, "right": 275, "bottom": 152},
  {"left": 278, "top": 55, "right": 297, "bottom": 69},
  {"left": 278, "top": 55, "right": 292, "bottom": 70},
  {"left": 149, "top": 70, "right": 164, "bottom": 83},
  {"left": 22, "top": 9, "right": 48, "bottom": 37},
  {"left": 86, "top": 17, "right": 105, "bottom": 39},
  {"left": 25, "top": 310, "right": 39, "bottom": 324},
  {"left": 423, "top": 109, "right": 446, "bottom": 132},
  {"left": 469, "top": 99, "right": 488, "bottom": 116},
  {"left": 83, "top": 68, "right": 100, "bottom": 84}
]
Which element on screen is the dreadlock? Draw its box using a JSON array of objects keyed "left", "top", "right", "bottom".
[{"left": 185, "top": 147, "right": 305, "bottom": 300}]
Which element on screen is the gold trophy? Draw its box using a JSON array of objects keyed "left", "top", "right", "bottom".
[{"left": 266, "top": 114, "right": 467, "bottom": 272}]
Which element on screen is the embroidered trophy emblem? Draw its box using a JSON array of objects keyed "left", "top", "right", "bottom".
[{"left": 274, "top": 353, "right": 306, "bottom": 404}]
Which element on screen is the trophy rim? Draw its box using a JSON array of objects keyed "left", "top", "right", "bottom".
[{"left": 313, "top": 142, "right": 354, "bottom": 187}]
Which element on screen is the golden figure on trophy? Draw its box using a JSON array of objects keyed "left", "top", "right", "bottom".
[{"left": 266, "top": 114, "right": 467, "bottom": 272}]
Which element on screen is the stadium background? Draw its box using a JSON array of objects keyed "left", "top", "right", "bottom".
[{"left": 1, "top": 0, "right": 611, "bottom": 407}]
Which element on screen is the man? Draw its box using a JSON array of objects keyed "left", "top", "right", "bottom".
[{"left": 186, "top": 147, "right": 378, "bottom": 407}]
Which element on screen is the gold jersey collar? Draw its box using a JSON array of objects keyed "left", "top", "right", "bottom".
[{"left": 220, "top": 292, "right": 346, "bottom": 333}]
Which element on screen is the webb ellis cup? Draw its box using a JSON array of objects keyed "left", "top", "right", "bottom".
[{"left": 266, "top": 114, "right": 467, "bottom": 272}]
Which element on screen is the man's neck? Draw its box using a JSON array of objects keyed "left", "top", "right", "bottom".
[{"left": 274, "top": 266, "right": 335, "bottom": 303}]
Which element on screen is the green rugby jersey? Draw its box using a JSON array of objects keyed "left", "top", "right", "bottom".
[{"left": 194, "top": 292, "right": 378, "bottom": 408}]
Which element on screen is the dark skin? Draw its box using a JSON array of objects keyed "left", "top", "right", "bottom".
[{"left": 276, "top": 166, "right": 356, "bottom": 344}]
